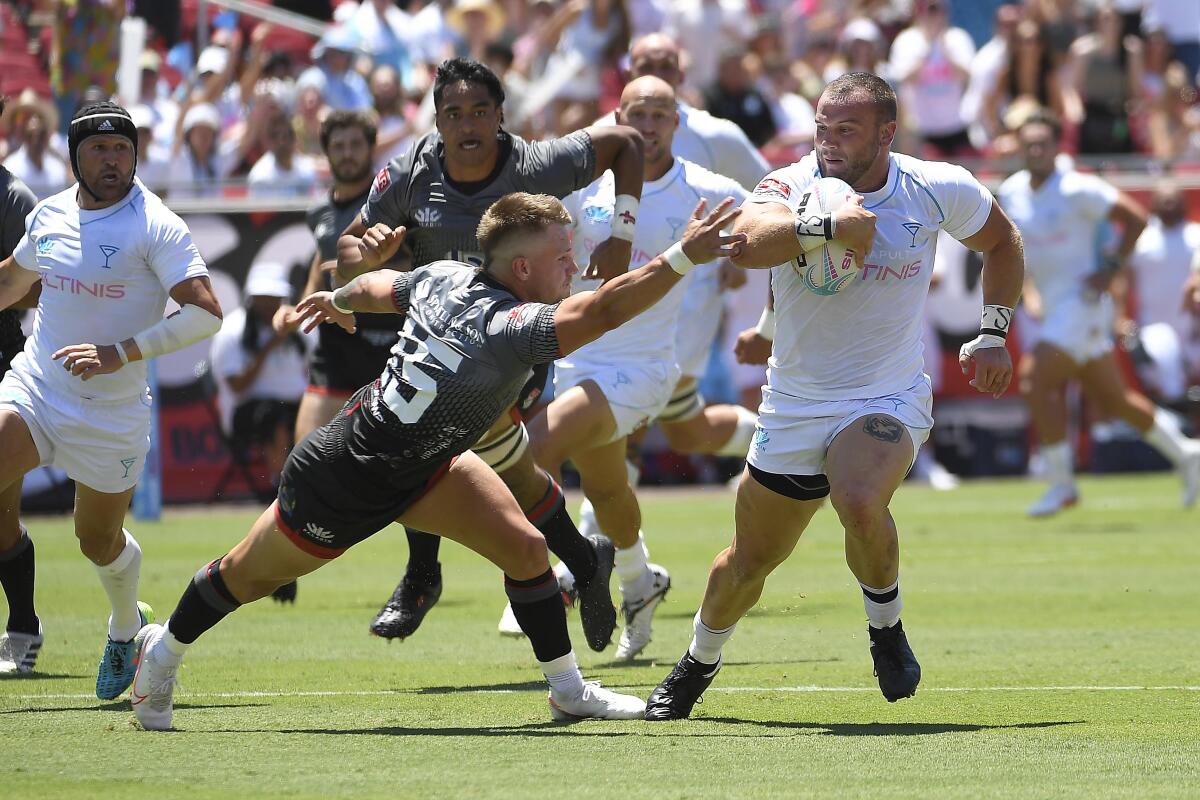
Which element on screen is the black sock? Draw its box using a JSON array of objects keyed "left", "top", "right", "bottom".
[
  {"left": 505, "top": 568, "right": 571, "bottom": 662},
  {"left": 527, "top": 478, "right": 597, "bottom": 587},
  {"left": 0, "top": 527, "right": 38, "bottom": 635},
  {"left": 167, "top": 557, "right": 242, "bottom": 644},
  {"left": 404, "top": 528, "right": 442, "bottom": 585}
]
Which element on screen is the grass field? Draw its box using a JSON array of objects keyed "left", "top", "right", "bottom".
[{"left": 1, "top": 473, "right": 1197, "bottom": 799}]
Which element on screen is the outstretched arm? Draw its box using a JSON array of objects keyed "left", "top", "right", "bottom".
[{"left": 293, "top": 269, "right": 407, "bottom": 335}]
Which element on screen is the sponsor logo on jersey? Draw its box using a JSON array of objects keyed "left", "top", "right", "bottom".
[
  {"left": 304, "top": 522, "right": 336, "bottom": 543},
  {"left": 414, "top": 207, "right": 442, "bottom": 226},
  {"left": 372, "top": 167, "right": 391, "bottom": 195},
  {"left": 754, "top": 177, "right": 791, "bottom": 200},
  {"left": 41, "top": 274, "right": 127, "bottom": 298},
  {"left": 119, "top": 457, "right": 137, "bottom": 478},
  {"left": 860, "top": 260, "right": 923, "bottom": 282},
  {"left": 753, "top": 427, "right": 770, "bottom": 450},
  {"left": 36, "top": 238, "right": 53, "bottom": 255},
  {"left": 901, "top": 221, "right": 923, "bottom": 248},
  {"left": 99, "top": 244, "right": 120, "bottom": 269}
]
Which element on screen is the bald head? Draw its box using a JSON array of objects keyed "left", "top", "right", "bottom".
[
  {"left": 617, "top": 76, "right": 678, "bottom": 175},
  {"left": 629, "top": 34, "right": 683, "bottom": 88},
  {"left": 1152, "top": 184, "right": 1186, "bottom": 227},
  {"left": 620, "top": 75, "right": 676, "bottom": 108}
]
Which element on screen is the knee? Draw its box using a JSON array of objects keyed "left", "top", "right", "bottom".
[
  {"left": 508, "top": 528, "right": 551, "bottom": 578},
  {"left": 829, "top": 485, "right": 888, "bottom": 535},
  {"left": 661, "top": 423, "right": 700, "bottom": 453},
  {"left": 74, "top": 524, "right": 124, "bottom": 563}
]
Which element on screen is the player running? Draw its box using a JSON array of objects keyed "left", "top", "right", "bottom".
[
  {"left": 0, "top": 101, "right": 222, "bottom": 696},
  {"left": 502, "top": 76, "right": 749, "bottom": 661},
  {"left": 346, "top": 59, "right": 645, "bottom": 651},
  {"left": 127, "top": 191, "right": 744, "bottom": 731},
  {"left": 644, "top": 73, "right": 1026, "bottom": 719},
  {"left": 0, "top": 109, "right": 38, "bottom": 675},
  {"left": 1000, "top": 111, "right": 1200, "bottom": 516}
]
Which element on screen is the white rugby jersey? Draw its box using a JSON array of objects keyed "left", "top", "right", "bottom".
[
  {"left": 998, "top": 168, "right": 1117, "bottom": 314},
  {"left": 562, "top": 157, "right": 747, "bottom": 368},
  {"left": 12, "top": 178, "right": 208, "bottom": 401},
  {"left": 752, "top": 151, "right": 992, "bottom": 401}
]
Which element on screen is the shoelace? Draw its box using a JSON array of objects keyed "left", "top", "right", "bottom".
[{"left": 147, "top": 667, "right": 183, "bottom": 711}]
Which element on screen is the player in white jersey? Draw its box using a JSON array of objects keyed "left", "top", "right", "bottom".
[
  {"left": 999, "top": 112, "right": 1200, "bottom": 517},
  {"left": 646, "top": 73, "right": 1027, "bottom": 719},
  {"left": 0, "top": 102, "right": 222, "bottom": 696},
  {"left": 591, "top": 34, "right": 765, "bottom": 472},
  {"left": 521, "top": 76, "right": 746, "bottom": 660}
]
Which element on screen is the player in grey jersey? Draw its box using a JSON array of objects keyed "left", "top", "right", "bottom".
[
  {"left": 337, "top": 58, "right": 647, "bottom": 646},
  {"left": 126, "top": 192, "right": 745, "bottom": 731}
]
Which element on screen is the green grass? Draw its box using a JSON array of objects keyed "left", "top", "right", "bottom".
[{"left": 1, "top": 474, "right": 1198, "bottom": 799}]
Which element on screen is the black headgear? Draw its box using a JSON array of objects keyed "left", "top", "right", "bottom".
[{"left": 68, "top": 101, "right": 138, "bottom": 201}]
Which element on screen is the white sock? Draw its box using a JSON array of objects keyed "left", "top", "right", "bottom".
[
  {"left": 715, "top": 406, "right": 758, "bottom": 457},
  {"left": 615, "top": 532, "right": 652, "bottom": 598},
  {"left": 1144, "top": 408, "right": 1193, "bottom": 467},
  {"left": 541, "top": 651, "right": 585, "bottom": 698},
  {"left": 95, "top": 530, "right": 142, "bottom": 641},
  {"left": 860, "top": 578, "right": 902, "bottom": 629},
  {"left": 687, "top": 609, "right": 734, "bottom": 665},
  {"left": 1041, "top": 441, "right": 1074, "bottom": 486},
  {"left": 578, "top": 498, "right": 602, "bottom": 539},
  {"left": 158, "top": 627, "right": 188, "bottom": 666}
]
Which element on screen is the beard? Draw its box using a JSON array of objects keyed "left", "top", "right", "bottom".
[
  {"left": 331, "top": 159, "right": 372, "bottom": 184},
  {"left": 818, "top": 141, "right": 878, "bottom": 189}
]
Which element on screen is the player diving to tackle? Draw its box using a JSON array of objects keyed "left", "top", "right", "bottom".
[
  {"left": 644, "top": 72, "right": 1026, "bottom": 719},
  {"left": 127, "top": 191, "right": 745, "bottom": 730},
  {"left": 498, "top": 76, "right": 751, "bottom": 660},
  {"left": 340, "top": 59, "right": 646, "bottom": 650}
]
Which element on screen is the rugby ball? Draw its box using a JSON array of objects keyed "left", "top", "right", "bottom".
[{"left": 796, "top": 176, "right": 858, "bottom": 296}]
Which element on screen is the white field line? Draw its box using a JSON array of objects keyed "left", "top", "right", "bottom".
[{"left": 3, "top": 685, "right": 1198, "bottom": 701}]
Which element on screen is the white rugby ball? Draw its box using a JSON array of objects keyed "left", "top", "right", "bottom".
[{"left": 796, "top": 176, "right": 858, "bottom": 296}]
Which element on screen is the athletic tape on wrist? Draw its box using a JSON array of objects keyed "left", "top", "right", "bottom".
[
  {"left": 980, "top": 304, "right": 1013, "bottom": 339},
  {"left": 755, "top": 307, "right": 775, "bottom": 341},
  {"left": 113, "top": 340, "right": 129, "bottom": 365},
  {"left": 611, "top": 194, "right": 639, "bottom": 242},
  {"left": 664, "top": 242, "right": 695, "bottom": 275},
  {"left": 132, "top": 305, "right": 222, "bottom": 360},
  {"left": 331, "top": 289, "right": 354, "bottom": 315},
  {"left": 794, "top": 210, "right": 835, "bottom": 252}
]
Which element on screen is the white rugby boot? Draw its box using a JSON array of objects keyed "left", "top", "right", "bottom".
[
  {"left": 549, "top": 681, "right": 646, "bottom": 720},
  {"left": 1027, "top": 482, "right": 1079, "bottom": 518},
  {"left": 614, "top": 563, "right": 671, "bottom": 660},
  {"left": 0, "top": 623, "right": 43, "bottom": 674},
  {"left": 130, "top": 624, "right": 179, "bottom": 731}
]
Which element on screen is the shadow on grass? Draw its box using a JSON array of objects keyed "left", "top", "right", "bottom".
[
  {"left": 0, "top": 672, "right": 89, "bottom": 680},
  {"left": 212, "top": 718, "right": 1082, "bottom": 739},
  {"left": 696, "top": 717, "right": 1084, "bottom": 736},
  {"left": 413, "top": 680, "right": 547, "bottom": 694},
  {"left": 1, "top": 702, "right": 267, "bottom": 714}
]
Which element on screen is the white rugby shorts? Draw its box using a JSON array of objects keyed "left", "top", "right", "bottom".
[
  {"left": 1032, "top": 295, "right": 1114, "bottom": 364},
  {"left": 554, "top": 359, "right": 679, "bottom": 442},
  {"left": 747, "top": 374, "right": 934, "bottom": 476},
  {"left": 0, "top": 360, "right": 151, "bottom": 494}
]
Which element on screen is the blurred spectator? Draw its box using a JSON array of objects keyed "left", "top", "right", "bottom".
[
  {"left": 1126, "top": 185, "right": 1200, "bottom": 401},
  {"left": 1066, "top": 4, "right": 1141, "bottom": 156},
  {"left": 348, "top": 0, "right": 416, "bottom": 81},
  {"left": 982, "top": 20, "right": 1069, "bottom": 155},
  {"left": 297, "top": 26, "right": 373, "bottom": 111},
  {"left": 961, "top": 3, "right": 1020, "bottom": 150},
  {"left": 447, "top": 0, "right": 507, "bottom": 64},
  {"left": 793, "top": 34, "right": 838, "bottom": 102},
  {"left": 51, "top": 0, "right": 122, "bottom": 124},
  {"left": 1142, "top": 0, "right": 1200, "bottom": 86},
  {"left": 541, "top": 0, "right": 629, "bottom": 131},
  {"left": 2, "top": 93, "right": 68, "bottom": 201},
  {"left": 888, "top": 0, "right": 976, "bottom": 158},
  {"left": 248, "top": 112, "right": 318, "bottom": 198},
  {"left": 664, "top": 0, "right": 753, "bottom": 96},
  {"left": 627, "top": 0, "right": 667, "bottom": 39},
  {"left": 761, "top": 56, "right": 815, "bottom": 151},
  {"left": 210, "top": 270, "right": 309, "bottom": 488},
  {"left": 167, "top": 103, "right": 241, "bottom": 199},
  {"left": 135, "top": 50, "right": 180, "bottom": 148},
  {"left": 293, "top": 82, "right": 327, "bottom": 157},
  {"left": 128, "top": 104, "right": 171, "bottom": 195},
  {"left": 408, "top": 0, "right": 459, "bottom": 72},
  {"left": 824, "top": 17, "right": 889, "bottom": 83},
  {"left": 1024, "top": 0, "right": 1080, "bottom": 62},
  {"left": 1139, "top": 27, "right": 1199, "bottom": 161},
  {"left": 704, "top": 51, "right": 777, "bottom": 147},
  {"left": 369, "top": 64, "right": 416, "bottom": 169}
]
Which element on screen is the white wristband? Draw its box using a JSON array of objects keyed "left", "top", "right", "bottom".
[
  {"left": 331, "top": 288, "right": 354, "bottom": 314},
  {"left": 663, "top": 242, "right": 695, "bottom": 275},
  {"left": 980, "top": 304, "right": 1014, "bottom": 338},
  {"left": 754, "top": 307, "right": 775, "bottom": 341},
  {"left": 113, "top": 340, "right": 129, "bottom": 365},
  {"left": 611, "top": 194, "right": 639, "bottom": 242},
  {"left": 959, "top": 333, "right": 1007, "bottom": 362}
]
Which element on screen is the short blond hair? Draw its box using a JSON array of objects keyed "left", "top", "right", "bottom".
[{"left": 477, "top": 193, "right": 572, "bottom": 261}]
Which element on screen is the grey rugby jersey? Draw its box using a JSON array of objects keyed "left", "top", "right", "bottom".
[
  {"left": 351, "top": 262, "right": 560, "bottom": 477},
  {"left": 360, "top": 130, "right": 595, "bottom": 268}
]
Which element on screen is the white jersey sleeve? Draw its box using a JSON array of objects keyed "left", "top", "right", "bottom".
[
  {"left": 748, "top": 160, "right": 818, "bottom": 213},
  {"left": 143, "top": 201, "right": 209, "bottom": 291},
  {"left": 1066, "top": 172, "right": 1119, "bottom": 222},
  {"left": 916, "top": 161, "right": 993, "bottom": 241}
]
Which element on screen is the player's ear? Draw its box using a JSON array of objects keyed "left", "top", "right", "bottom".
[
  {"left": 879, "top": 120, "right": 896, "bottom": 149},
  {"left": 512, "top": 255, "right": 530, "bottom": 280}
]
